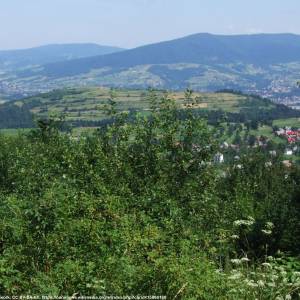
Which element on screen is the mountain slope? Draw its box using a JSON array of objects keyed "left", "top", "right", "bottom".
[
  {"left": 3, "top": 34, "right": 300, "bottom": 102},
  {"left": 34, "top": 33, "right": 300, "bottom": 78},
  {"left": 0, "top": 43, "right": 124, "bottom": 70}
]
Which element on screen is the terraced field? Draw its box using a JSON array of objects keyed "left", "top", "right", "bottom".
[
  {"left": 12, "top": 87, "right": 275, "bottom": 122},
  {"left": 3, "top": 86, "right": 300, "bottom": 144}
]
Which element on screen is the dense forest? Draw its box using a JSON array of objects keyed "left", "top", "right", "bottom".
[
  {"left": 0, "top": 103, "right": 34, "bottom": 129},
  {"left": 0, "top": 91, "right": 299, "bottom": 298}
]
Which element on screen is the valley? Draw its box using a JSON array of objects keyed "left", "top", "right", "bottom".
[
  {"left": 2, "top": 0, "right": 300, "bottom": 297},
  {"left": 1, "top": 34, "right": 300, "bottom": 106},
  {"left": 2, "top": 87, "right": 300, "bottom": 163}
]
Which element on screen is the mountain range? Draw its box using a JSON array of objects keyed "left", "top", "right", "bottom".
[
  {"left": 1, "top": 33, "right": 300, "bottom": 103},
  {"left": 0, "top": 43, "right": 124, "bottom": 71},
  {"left": 35, "top": 33, "right": 300, "bottom": 77}
]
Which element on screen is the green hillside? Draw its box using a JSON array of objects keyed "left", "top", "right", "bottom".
[
  {"left": 9, "top": 88, "right": 276, "bottom": 122},
  {"left": 1, "top": 88, "right": 300, "bottom": 141}
]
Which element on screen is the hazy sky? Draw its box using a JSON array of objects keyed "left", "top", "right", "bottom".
[{"left": 1, "top": 0, "right": 299, "bottom": 50}]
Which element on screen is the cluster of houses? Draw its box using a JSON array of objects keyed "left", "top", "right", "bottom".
[
  {"left": 275, "top": 127, "right": 300, "bottom": 144},
  {"left": 213, "top": 139, "right": 298, "bottom": 166}
]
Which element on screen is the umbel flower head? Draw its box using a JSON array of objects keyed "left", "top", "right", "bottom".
[
  {"left": 233, "top": 216, "right": 255, "bottom": 227},
  {"left": 262, "top": 221, "right": 274, "bottom": 235}
]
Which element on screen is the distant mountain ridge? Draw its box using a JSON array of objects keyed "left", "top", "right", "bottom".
[
  {"left": 34, "top": 33, "right": 300, "bottom": 78},
  {"left": 0, "top": 43, "right": 124, "bottom": 70},
  {"left": 2, "top": 33, "right": 300, "bottom": 102}
]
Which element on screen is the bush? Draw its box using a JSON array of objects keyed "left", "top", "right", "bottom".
[{"left": 0, "top": 90, "right": 299, "bottom": 298}]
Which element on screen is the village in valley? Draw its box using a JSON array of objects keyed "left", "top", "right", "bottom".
[{"left": 214, "top": 121, "right": 300, "bottom": 167}]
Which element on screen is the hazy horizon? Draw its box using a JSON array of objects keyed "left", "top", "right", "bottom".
[{"left": 1, "top": 0, "right": 299, "bottom": 51}]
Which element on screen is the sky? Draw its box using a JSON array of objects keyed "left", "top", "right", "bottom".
[{"left": 0, "top": 0, "right": 300, "bottom": 50}]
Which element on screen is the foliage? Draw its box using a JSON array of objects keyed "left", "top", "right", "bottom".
[
  {"left": 219, "top": 254, "right": 300, "bottom": 299},
  {"left": 0, "top": 90, "right": 299, "bottom": 298}
]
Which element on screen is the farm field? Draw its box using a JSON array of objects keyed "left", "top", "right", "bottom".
[
  {"left": 2, "top": 87, "right": 300, "bottom": 146},
  {"left": 12, "top": 87, "right": 276, "bottom": 122}
]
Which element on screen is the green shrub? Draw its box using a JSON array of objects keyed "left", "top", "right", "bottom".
[{"left": 0, "top": 90, "right": 299, "bottom": 298}]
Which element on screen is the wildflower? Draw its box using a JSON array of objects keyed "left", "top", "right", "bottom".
[
  {"left": 228, "top": 272, "right": 243, "bottom": 280},
  {"left": 246, "top": 280, "right": 258, "bottom": 287},
  {"left": 230, "top": 258, "right": 242, "bottom": 265},
  {"left": 262, "top": 229, "right": 272, "bottom": 235},
  {"left": 230, "top": 234, "right": 239, "bottom": 240},
  {"left": 271, "top": 275, "right": 279, "bottom": 281},
  {"left": 233, "top": 220, "right": 243, "bottom": 226},
  {"left": 233, "top": 217, "right": 254, "bottom": 227},
  {"left": 265, "top": 222, "right": 274, "bottom": 229},
  {"left": 261, "top": 222, "right": 274, "bottom": 235},
  {"left": 241, "top": 257, "right": 250, "bottom": 262},
  {"left": 257, "top": 280, "right": 265, "bottom": 287},
  {"left": 262, "top": 262, "right": 272, "bottom": 268}
]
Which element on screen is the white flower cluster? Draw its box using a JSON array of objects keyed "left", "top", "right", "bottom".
[
  {"left": 233, "top": 216, "right": 255, "bottom": 227},
  {"left": 262, "top": 221, "right": 274, "bottom": 235},
  {"left": 219, "top": 255, "right": 300, "bottom": 299},
  {"left": 230, "top": 257, "right": 250, "bottom": 265}
]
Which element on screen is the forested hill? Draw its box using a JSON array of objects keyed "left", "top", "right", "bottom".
[{"left": 31, "top": 33, "right": 300, "bottom": 78}]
